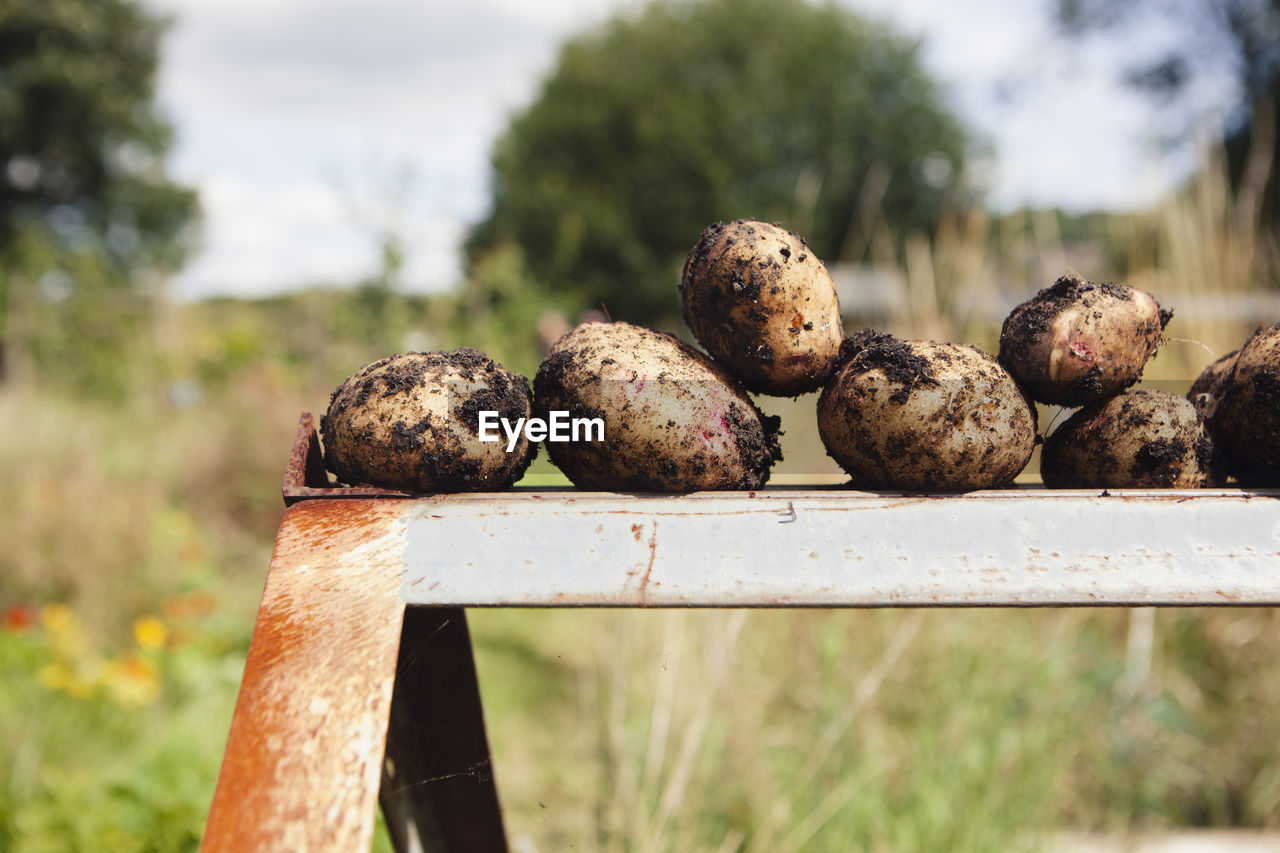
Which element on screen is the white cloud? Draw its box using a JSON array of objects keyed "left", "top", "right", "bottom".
[
  {"left": 173, "top": 174, "right": 371, "bottom": 299},
  {"left": 145, "top": 0, "right": 1216, "bottom": 299}
]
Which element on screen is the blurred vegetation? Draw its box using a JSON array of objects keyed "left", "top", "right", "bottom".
[
  {"left": 2, "top": 0, "right": 1280, "bottom": 849},
  {"left": 465, "top": 0, "right": 973, "bottom": 327},
  {"left": 0, "top": 0, "right": 198, "bottom": 395},
  {"left": 1, "top": 152, "right": 1276, "bottom": 848},
  {"left": 1054, "top": 0, "right": 1280, "bottom": 256}
]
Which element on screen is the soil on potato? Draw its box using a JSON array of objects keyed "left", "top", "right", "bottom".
[
  {"left": 680, "top": 219, "right": 822, "bottom": 379},
  {"left": 998, "top": 273, "right": 1170, "bottom": 404},
  {"left": 1042, "top": 390, "right": 1219, "bottom": 487},
  {"left": 835, "top": 329, "right": 939, "bottom": 403},
  {"left": 1004, "top": 274, "right": 1157, "bottom": 338},
  {"left": 453, "top": 368, "right": 529, "bottom": 436},
  {"left": 322, "top": 349, "right": 535, "bottom": 491}
]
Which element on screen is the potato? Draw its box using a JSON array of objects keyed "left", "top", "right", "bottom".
[
  {"left": 533, "top": 321, "right": 782, "bottom": 491},
  {"left": 817, "top": 331, "right": 1037, "bottom": 491},
  {"left": 321, "top": 349, "right": 536, "bottom": 492},
  {"left": 680, "top": 219, "right": 842, "bottom": 396},
  {"left": 1207, "top": 323, "right": 1280, "bottom": 485},
  {"left": 1041, "top": 389, "right": 1219, "bottom": 488},
  {"left": 999, "top": 273, "right": 1171, "bottom": 406},
  {"left": 1188, "top": 348, "right": 1239, "bottom": 420}
]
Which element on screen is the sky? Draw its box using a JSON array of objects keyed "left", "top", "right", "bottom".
[{"left": 142, "top": 0, "right": 1233, "bottom": 301}]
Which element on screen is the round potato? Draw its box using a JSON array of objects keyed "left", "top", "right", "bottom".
[
  {"left": 817, "top": 331, "right": 1037, "bottom": 491},
  {"left": 1041, "top": 389, "right": 1219, "bottom": 488},
  {"left": 321, "top": 349, "right": 536, "bottom": 492},
  {"left": 999, "top": 272, "right": 1171, "bottom": 406},
  {"left": 680, "top": 219, "right": 842, "bottom": 396},
  {"left": 533, "top": 321, "right": 781, "bottom": 491},
  {"left": 1209, "top": 323, "right": 1280, "bottom": 485}
]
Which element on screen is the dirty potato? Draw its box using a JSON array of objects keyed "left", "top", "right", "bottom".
[
  {"left": 533, "top": 321, "right": 782, "bottom": 491},
  {"left": 1041, "top": 389, "right": 1219, "bottom": 488},
  {"left": 999, "top": 272, "right": 1171, "bottom": 406},
  {"left": 321, "top": 349, "right": 536, "bottom": 492},
  {"left": 680, "top": 219, "right": 842, "bottom": 396},
  {"left": 1208, "top": 323, "right": 1280, "bottom": 485},
  {"left": 1189, "top": 349, "right": 1239, "bottom": 421},
  {"left": 817, "top": 331, "right": 1037, "bottom": 491}
]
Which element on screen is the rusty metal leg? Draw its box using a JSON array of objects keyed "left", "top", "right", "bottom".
[
  {"left": 202, "top": 500, "right": 409, "bottom": 852},
  {"left": 380, "top": 606, "right": 508, "bottom": 853}
]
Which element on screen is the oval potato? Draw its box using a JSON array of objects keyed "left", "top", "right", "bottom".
[
  {"left": 1210, "top": 323, "right": 1280, "bottom": 485},
  {"left": 680, "top": 219, "right": 842, "bottom": 396},
  {"left": 321, "top": 349, "right": 536, "bottom": 491},
  {"left": 533, "top": 322, "right": 781, "bottom": 491},
  {"left": 999, "top": 273, "right": 1170, "bottom": 406},
  {"left": 1041, "top": 389, "right": 1219, "bottom": 488},
  {"left": 817, "top": 331, "right": 1037, "bottom": 491}
]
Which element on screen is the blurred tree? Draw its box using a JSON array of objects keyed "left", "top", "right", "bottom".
[
  {"left": 1055, "top": 0, "right": 1280, "bottom": 225},
  {"left": 0, "top": 0, "right": 198, "bottom": 388},
  {"left": 465, "top": 0, "right": 973, "bottom": 327}
]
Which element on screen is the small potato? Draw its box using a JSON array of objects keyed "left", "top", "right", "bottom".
[
  {"left": 321, "top": 349, "right": 536, "bottom": 492},
  {"left": 999, "top": 273, "right": 1171, "bottom": 406},
  {"left": 1188, "top": 349, "right": 1239, "bottom": 420},
  {"left": 817, "top": 331, "right": 1037, "bottom": 491},
  {"left": 1209, "top": 323, "right": 1280, "bottom": 485},
  {"left": 1041, "top": 389, "right": 1219, "bottom": 488},
  {"left": 680, "top": 219, "right": 843, "bottom": 396},
  {"left": 533, "top": 322, "right": 781, "bottom": 491}
]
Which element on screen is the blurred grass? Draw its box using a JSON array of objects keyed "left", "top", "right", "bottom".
[{"left": 2, "top": 144, "right": 1280, "bottom": 850}]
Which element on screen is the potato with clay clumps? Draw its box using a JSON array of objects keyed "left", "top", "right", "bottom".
[
  {"left": 1041, "top": 389, "right": 1220, "bottom": 489},
  {"left": 681, "top": 219, "right": 842, "bottom": 396},
  {"left": 817, "top": 331, "right": 1037, "bottom": 491},
  {"left": 1200, "top": 323, "right": 1280, "bottom": 485},
  {"left": 534, "top": 321, "right": 781, "bottom": 492},
  {"left": 321, "top": 349, "right": 536, "bottom": 492},
  {"left": 999, "top": 272, "right": 1171, "bottom": 406}
]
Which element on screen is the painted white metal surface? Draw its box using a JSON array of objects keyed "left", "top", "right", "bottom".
[{"left": 398, "top": 489, "right": 1280, "bottom": 607}]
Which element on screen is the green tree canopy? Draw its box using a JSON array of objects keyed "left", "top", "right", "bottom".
[
  {"left": 0, "top": 0, "right": 198, "bottom": 387},
  {"left": 466, "top": 0, "right": 973, "bottom": 326},
  {"left": 0, "top": 0, "right": 196, "bottom": 266}
]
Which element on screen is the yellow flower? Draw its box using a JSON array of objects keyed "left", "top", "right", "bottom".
[
  {"left": 38, "top": 661, "right": 72, "bottom": 690},
  {"left": 40, "top": 603, "right": 75, "bottom": 634},
  {"left": 133, "top": 615, "right": 168, "bottom": 651},
  {"left": 104, "top": 655, "right": 161, "bottom": 706},
  {"left": 38, "top": 660, "right": 98, "bottom": 699},
  {"left": 39, "top": 602, "right": 88, "bottom": 660}
]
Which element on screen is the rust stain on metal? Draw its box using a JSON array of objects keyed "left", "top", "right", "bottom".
[
  {"left": 282, "top": 413, "right": 410, "bottom": 505},
  {"left": 202, "top": 499, "right": 408, "bottom": 853},
  {"left": 638, "top": 523, "right": 658, "bottom": 599},
  {"left": 631, "top": 523, "right": 643, "bottom": 541}
]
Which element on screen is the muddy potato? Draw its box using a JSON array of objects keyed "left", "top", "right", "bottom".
[
  {"left": 1188, "top": 349, "right": 1239, "bottom": 421},
  {"left": 680, "top": 219, "right": 842, "bottom": 396},
  {"left": 999, "top": 272, "right": 1171, "bottom": 406},
  {"left": 533, "top": 322, "right": 781, "bottom": 491},
  {"left": 321, "top": 349, "right": 536, "bottom": 492},
  {"left": 1209, "top": 323, "right": 1280, "bottom": 485},
  {"left": 817, "top": 331, "right": 1037, "bottom": 491},
  {"left": 1041, "top": 389, "right": 1219, "bottom": 488}
]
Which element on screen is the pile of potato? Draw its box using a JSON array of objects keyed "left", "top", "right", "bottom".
[{"left": 319, "top": 218, "right": 1278, "bottom": 493}]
